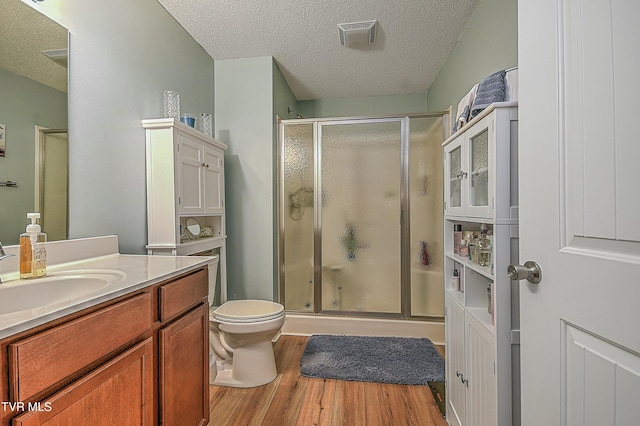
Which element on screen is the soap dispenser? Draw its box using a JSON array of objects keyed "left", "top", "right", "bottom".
[{"left": 19, "top": 213, "right": 47, "bottom": 279}]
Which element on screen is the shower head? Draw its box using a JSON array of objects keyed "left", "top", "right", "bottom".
[{"left": 288, "top": 107, "right": 305, "bottom": 119}]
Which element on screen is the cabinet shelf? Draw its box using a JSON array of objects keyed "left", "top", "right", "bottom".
[
  {"left": 445, "top": 216, "right": 518, "bottom": 226},
  {"left": 445, "top": 252, "right": 493, "bottom": 280},
  {"left": 446, "top": 287, "right": 465, "bottom": 307}
]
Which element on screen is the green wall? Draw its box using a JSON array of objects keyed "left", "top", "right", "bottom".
[
  {"left": 29, "top": 0, "right": 214, "bottom": 254},
  {"left": 297, "top": 93, "right": 428, "bottom": 118},
  {"left": 0, "top": 68, "right": 67, "bottom": 245},
  {"left": 214, "top": 57, "right": 277, "bottom": 301},
  {"left": 426, "top": 0, "right": 518, "bottom": 113}
]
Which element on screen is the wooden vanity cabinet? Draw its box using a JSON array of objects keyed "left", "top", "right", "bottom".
[
  {"left": 158, "top": 268, "right": 210, "bottom": 426},
  {"left": 159, "top": 303, "right": 209, "bottom": 426},
  {"left": 11, "top": 338, "right": 154, "bottom": 426},
  {"left": 0, "top": 267, "right": 210, "bottom": 426}
]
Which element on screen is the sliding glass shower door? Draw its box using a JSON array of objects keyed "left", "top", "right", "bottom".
[
  {"left": 319, "top": 120, "right": 402, "bottom": 314},
  {"left": 279, "top": 113, "right": 446, "bottom": 319}
]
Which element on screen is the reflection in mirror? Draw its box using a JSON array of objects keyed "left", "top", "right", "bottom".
[{"left": 0, "top": 0, "right": 68, "bottom": 245}]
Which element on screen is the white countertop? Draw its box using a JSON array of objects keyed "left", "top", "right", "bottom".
[{"left": 0, "top": 236, "right": 213, "bottom": 339}]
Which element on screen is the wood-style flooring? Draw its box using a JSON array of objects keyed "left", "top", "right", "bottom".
[{"left": 208, "top": 335, "right": 447, "bottom": 426}]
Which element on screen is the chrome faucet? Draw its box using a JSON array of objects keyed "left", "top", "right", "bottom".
[{"left": 0, "top": 241, "right": 15, "bottom": 283}]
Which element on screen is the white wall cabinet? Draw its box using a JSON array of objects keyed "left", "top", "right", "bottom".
[
  {"left": 143, "top": 118, "right": 228, "bottom": 302},
  {"left": 179, "top": 134, "right": 224, "bottom": 215},
  {"left": 444, "top": 104, "right": 518, "bottom": 221},
  {"left": 443, "top": 103, "right": 519, "bottom": 426}
]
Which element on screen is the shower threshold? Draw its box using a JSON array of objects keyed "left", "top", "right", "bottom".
[{"left": 280, "top": 313, "right": 444, "bottom": 345}]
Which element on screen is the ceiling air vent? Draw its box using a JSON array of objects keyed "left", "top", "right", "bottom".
[{"left": 338, "top": 20, "right": 377, "bottom": 48}]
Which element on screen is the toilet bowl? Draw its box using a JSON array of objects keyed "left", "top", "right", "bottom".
[{"left": 209, "top": 299, "right": 285, "bottom": 388}]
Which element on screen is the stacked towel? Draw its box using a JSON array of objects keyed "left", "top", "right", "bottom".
[
  {"left": 470, "top": 70, "right": 506, "bottom": 119},
  {"left": 453, "top": 84, "right": 478, "bottom": 132}
]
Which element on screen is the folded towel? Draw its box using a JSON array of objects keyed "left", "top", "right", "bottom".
[
  {"left": 470, "top": 70, "right": 506, "bottom": 119},
  {"left": 453, "top": 84, "right": 478, "bottom": 132}
]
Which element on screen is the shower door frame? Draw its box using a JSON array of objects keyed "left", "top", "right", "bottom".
[{"left": 278, "top": 112, "right": 449, "bottom": 319}]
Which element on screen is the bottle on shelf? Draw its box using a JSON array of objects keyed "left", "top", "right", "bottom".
[
  {"left": 459, "top": 239, "right": 469, "bottom": 257},
  {"left": 453, "top": 224, "right": 462, "bottom": 255},
  {"left": 472, "top": 223, "right": 492, "bottom": 267},
  {"left": 452, "top": 269, "right": 460, "bottom": 291}
]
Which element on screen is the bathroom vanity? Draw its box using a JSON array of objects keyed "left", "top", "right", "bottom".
[{"left": 0, "top": 236, "right": 214, "bottom": 426}]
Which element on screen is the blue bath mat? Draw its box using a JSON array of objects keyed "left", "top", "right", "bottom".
[{"left": 300, "top": 334, "right": 444, "bottom": 385}]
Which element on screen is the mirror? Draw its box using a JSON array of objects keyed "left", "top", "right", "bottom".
[
  {"left": 0, "top": 0, "right": 68, "bottom": 245},
  {"left": 184, "top": 218, "right": 201, "bottom": 241}
]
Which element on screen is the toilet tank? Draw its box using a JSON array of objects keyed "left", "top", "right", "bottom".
[{"left": 188, "top": 252, "right": 220, "bottom": 306}]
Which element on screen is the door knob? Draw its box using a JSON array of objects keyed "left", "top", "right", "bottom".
[{"left": 507, "top": 261, "right": 542, "bottom": 284}]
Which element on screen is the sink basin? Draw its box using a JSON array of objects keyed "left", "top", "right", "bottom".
[{"left": 0, "top": 270, "right": 127, "bottom": 316}]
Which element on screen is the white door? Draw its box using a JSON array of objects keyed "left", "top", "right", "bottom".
[{"left": 519, "top": 1, "right": 640, "bottom": 425}]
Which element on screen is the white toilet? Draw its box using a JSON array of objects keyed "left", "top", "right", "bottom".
[{"left": 209, "top": 299, "right": 285, "bottom": 387}]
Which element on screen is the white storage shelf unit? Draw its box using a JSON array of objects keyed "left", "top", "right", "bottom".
[
  {"left": 143, "top": 118, "right": 228, "bottom": 301},
  {"left": 442, "top": 102, "right": 519, "bottom": 426}
]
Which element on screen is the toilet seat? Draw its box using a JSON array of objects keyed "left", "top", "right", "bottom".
[{"left": 212, "top": 299, "right": 285, "bottom": 323}]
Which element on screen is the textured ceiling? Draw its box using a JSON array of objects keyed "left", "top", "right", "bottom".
[
  {"left": 157, "top": 0, "right": 481, "bottom": 101},
  {"left": 0, "top": 0, "right": 67, "bottom": 93}
]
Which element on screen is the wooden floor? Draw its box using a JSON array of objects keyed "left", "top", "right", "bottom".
[{"left": 208, "top": 335, "right": 447, "bottom": 426}]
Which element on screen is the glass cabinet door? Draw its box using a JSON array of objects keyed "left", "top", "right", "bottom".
[
  {"left": 450, "top": 145, "right": 462, "bottom": 208},
  {"left": 445, "top": 138, "right": 465, "bottom": 216},
  {"left": 469, "top": 128, "right": 489, "bottom": 209}
]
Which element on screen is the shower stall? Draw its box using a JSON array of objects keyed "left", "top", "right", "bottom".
[{"left": 279, "top": 113, "right": 448, "bottom": 319}]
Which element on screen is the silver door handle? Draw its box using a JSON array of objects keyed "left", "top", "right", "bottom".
[{"left": 507, "top": 261, "right": 542, "bottom": 284}]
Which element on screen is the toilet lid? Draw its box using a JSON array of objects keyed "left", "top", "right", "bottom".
[{"left": 213, "top": 299, "right": 284, "bottom": 322}]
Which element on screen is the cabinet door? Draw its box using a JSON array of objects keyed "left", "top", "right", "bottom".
[
  {"left": 203, "top": 146, "right": 224, "bottom": 214},
  {"left": 444, "top": 136, "right": 466, "bottom": 217},
  {"left": 446, "top": 294, "right": 466, "bottom": 426},
  {"left": 179, "top": 134, "right": 205, "bottom": 215},
  {"left": 466, "top": 114, "right": 494, "bottom": 219},
  {"left": 159, "top": 303, "right": 209, "bottom": 426},
  {"left": 12, "top": 338, "right": 154, "bottom": 426},
  {"left": 465, "top": 313, "right": 497, "bottom": 426}
]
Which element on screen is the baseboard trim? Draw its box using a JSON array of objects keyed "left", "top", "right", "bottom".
[{"left": 281, "top": 313, "right": 445, "bottom": 346}]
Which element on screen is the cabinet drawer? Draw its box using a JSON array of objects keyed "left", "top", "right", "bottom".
[
  {"left": 158, "top": 269, "right": 208, "bottom": 322},
  {"left": 9, "top": 292, "right": 152, "bottom": 401},
  {"left": 12, "top": 337, "right": 154, "bottom": 426}
]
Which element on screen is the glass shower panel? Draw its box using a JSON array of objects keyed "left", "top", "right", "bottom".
[
  {"left": 470, "top": 129, "right": 489, "bottom": 207},
  {"left": 320, "top": 121, "right": 402, "bottom": 313},
  {"left": 282, "top": 123, "right": 315, "bottom": 311},
  {"left": 409, "top": 117, "right": 444, "bottom": 317}
]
